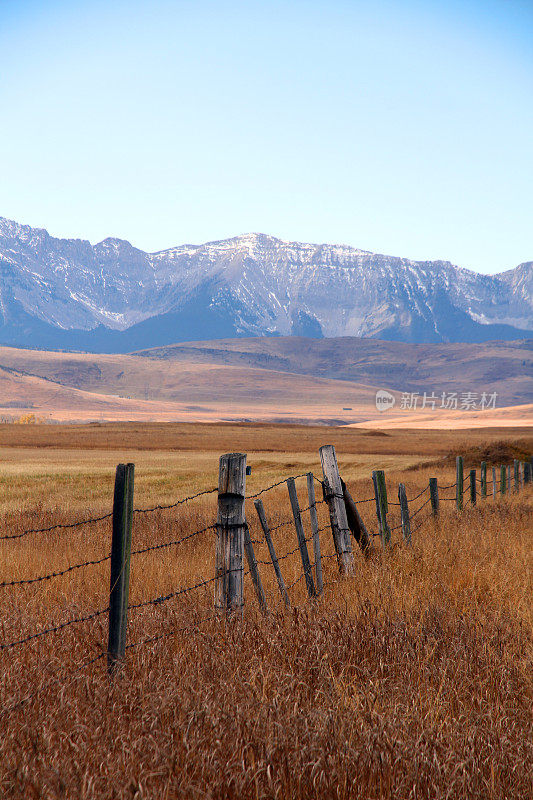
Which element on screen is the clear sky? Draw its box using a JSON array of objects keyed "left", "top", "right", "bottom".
[{"left": 0, "top": 0, "right": 531, "bottom": 274}]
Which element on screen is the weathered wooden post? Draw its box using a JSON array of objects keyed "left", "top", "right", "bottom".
[
  {"left": 492, "top": 466, "right": 497, "bottom": 498},
  {"left": 243, "top": 524, "right": 267, "bottom": 614},
  {"left": 287, "top": 478, "right": 316, "bottom": 599},
  {"left": 500, "top": 464, "right": 506, "bottom": 495},
  {"left": 254, "top": 499, "right": 290, "bottom": 608},
  {"left": 107, "top": 462, "right": 135, "bottom": 674},
  {"left": 306, "top": 473, "right": 323, "bottom": 595},
  {"left": 341, "top": 479, "right": 371, "bottom": 555},
  {"left": 429, "top": 478, "right": 439, "bottom": 517},
  {"left": 469, "top": 469, "right": 476, "bottom": 506},
  {"left": 398, "top": 483, "right": 411, "bottom": 545},
  {"left": 507, "top": 464, "right": 512, "bottom": 493},
  {"left": 519, "top": 462, "right": 524, "bottom": 488},
  {"left": 480, "top": 461, "right": 487, "bottom": 498},
  {"left": 524, "top": 461, "right": 531, "bottom": 485},
  {"left": 372, "top": 470, "right": 390, "bottom": 545},
  {"left": 456, "top": 456, "right": 463, "bottom": 511},
  {"left": 513, "top": 459, "right": 519, "bottom": 493},
  {"left": 319, "top": 445, "right": 354, "bottom": 574},
  {"left": 215, "top": 452, "right": 247, "bottom": 615}
]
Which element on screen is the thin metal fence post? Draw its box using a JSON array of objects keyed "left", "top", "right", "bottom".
[
  {"left": 429, "top": 478, "right": 439, "bottom": 517},
  {"left": 215, "top": 452, "right": 247, "bottom": 615},
  {"left": 107, "top": 462, "right": 135, "bottom": 674},
  {"left": 373, "top": 469, "right": 390, "bottom": 545},
  {"left": 398, "top": 483, "right": 411, "bottom": 545},
  {"left": 469, "top": 469, "right": 476, "bottom": 506},
  {"left": 456, "top": 456, "right": 463, "bottom": 511}
]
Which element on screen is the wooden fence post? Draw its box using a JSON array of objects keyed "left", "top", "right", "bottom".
[
  {"left": 373, "top": 469, "right": 390, "bottom": 545},
  {"left": 319, "top": 445, "right": 354, "bottom": 574},
  {"left": 480, "top": 461, "right": 487, "bottom": 498},
  {"left": 524, "top": 461, "right": 531, "bottom": 485},
  {"left": 107, "top": 462, "right": 135, "bottom": 674},
  {"left": 287, "top": 478, "right": 316, "bottom": 599},
  {"left": 519, "top": 462, "right": 524, "bottom": 488},
  {"left": 456, "top": 456, "right": 463, "bottom": 511},
  {"left": 429, "top": 478, "right": 439, "bottom": 517},
  {"left": 254, "top": 499, "right": 290, "bottom": 608},
  {"left": 469, "top": 469, "right": 476, "bottom": 506},
  {"left": 492, "top": 466, "right": 497, "bottom": 498},
  {"left": 215, "top": 453, "right": 246, "bottom": 615},
  {"left": 306, "top": 473, "right": 323, "bottom": 595},
  {"left": 507, "top": 464, "right": 512, "bottom": 493},
  {"left": 398, "top": 483, "right": 411, "bottom": 545},
  {"left": 500, "top": 464, "right": 506, "bottom": 495},
  {"left": 513, "top": 460, "right": 519, "bottom": 493},
  {"left": 341, "top": 479, "right": 371, "bottom": 555}
]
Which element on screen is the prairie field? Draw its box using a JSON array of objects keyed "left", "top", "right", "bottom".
[{"left": 0, "top": 422, "right": 532, "bottom": 799}]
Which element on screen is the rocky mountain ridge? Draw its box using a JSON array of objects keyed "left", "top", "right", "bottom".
[{"left": 0, "top": 216, "right": 531, "bottom": 351}]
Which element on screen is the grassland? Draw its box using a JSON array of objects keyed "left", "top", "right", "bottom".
[{"left": 0, "top": 422, "right": 531, "bottom": 799}]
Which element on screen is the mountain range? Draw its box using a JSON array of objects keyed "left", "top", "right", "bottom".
[{"left": 0, "top": 216, "right": 531, "bottom": 351}]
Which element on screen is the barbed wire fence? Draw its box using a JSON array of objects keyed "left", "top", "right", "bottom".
[{"left": 0, "top": 447, "right": 531, "bottom": 713}]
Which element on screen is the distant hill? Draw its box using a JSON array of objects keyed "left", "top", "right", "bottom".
[
  {"left": 0, "top": 336, "right": 530, "bottom": 425},
  {"left": 134, "top": 336, "right": 533, "bottom": 408},
  {"left": 0, "top": 216, "right": 531, "bottom": 351}
]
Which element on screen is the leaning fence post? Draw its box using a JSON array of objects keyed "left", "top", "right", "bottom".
[
  {"left": 254, "top": 499, "right": 290, "bottom": 608},
  {"left": 306, "top": 473, "right": 323, "bottom": 595},
  {"left": 372, "top": 469, "right": 390, "bottom": 545},
  {"left": 469, "top": 469, "right": 476, "bottom": 506},
  {"left": 243, "top": 523, "right": 267, "bottom": 614},
  {"left": 456, "top": 456, "right": 463, "bottom": 511},
  {"left": 429, "top": 478, "right": 439, "bottom": 517},
  {"left": 107, "top": 462, "right": 135, "bottom": 674},
  {"left": 492, "top": 466, "right": 497, "bottom": 498},
  {"left": 341, "top": 479, "right": 371, "bottom": 555},
  {"left": 215, "top": 452, "right": 247, "bottom": 615},
  {"left": 500, "top": 464, "right": 506, "bottom": 495},
  {"left": 287, "top": 478, "right": 316, "bottom": 599},
  {"left": 480, "top": 461, "right": 487, "bottom": 498},
  {"left": 398, "top": 483, "right": 411, "bottom": 545},
  {"left": 319, "top": 445, "right": 354, "bottom": 574}
]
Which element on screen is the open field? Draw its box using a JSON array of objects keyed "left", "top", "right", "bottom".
[{"left": 0, "top": 422, "right": 532, "bottom": 799}]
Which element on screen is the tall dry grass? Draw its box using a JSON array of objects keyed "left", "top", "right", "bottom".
[{"left": 0, "top": 424, "right": 531, "bottom": 798}]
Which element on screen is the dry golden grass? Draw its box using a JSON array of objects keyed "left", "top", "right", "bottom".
[{"left": 0, "top": 422, "right": 531, "bottom": 799}]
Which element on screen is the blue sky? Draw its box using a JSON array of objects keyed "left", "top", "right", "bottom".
[{"left": 0, "top": 0, "right": 531, "bottom": 274}]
